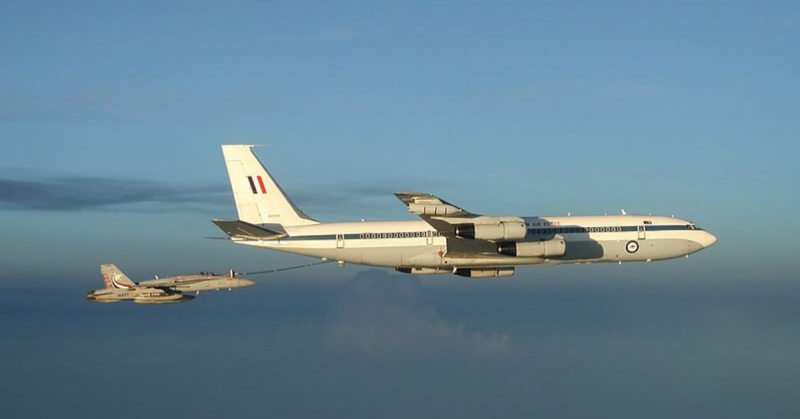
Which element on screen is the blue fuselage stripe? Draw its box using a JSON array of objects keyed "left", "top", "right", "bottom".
[{"left": 277, "top": 225, "right": 698, "bottom": 242}]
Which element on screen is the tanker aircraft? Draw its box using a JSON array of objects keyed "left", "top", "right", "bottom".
[
  {"left": 212, "top": 145, "right": 716, "bottom": 278},
  {"left": 85, "top": 264, "right": 255, "bottom": 304}
]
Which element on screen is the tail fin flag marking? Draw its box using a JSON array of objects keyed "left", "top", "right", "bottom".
[
  {"left": 246, "top": 176, "right": 268, "bottom": 195},
  {"left": 221, "top": 145, "right": 317, "bottom": 227},
  {"left": 257, "top": 176, "right": 267, "bottom": 194}
]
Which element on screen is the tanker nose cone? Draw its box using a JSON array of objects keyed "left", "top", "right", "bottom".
[{"left": 698, "top": 231, "right": 717, "bottom": 248}]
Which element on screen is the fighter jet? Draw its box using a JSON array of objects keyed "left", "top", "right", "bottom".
[{"left": 85, "top": 264, "right": 255, "bottom": 304}]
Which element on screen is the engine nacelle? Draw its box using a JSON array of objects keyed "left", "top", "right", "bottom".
[
  {"left": 497, "top": 239, "right": 566, "bottom": 258},
  {"left": 454, "top": 222, "right": 527, "bottom": 241},
  {"left": 453, "top": 268, "right": 515, "bottom": 278},
  {"left": 407, "top": 203, "right": 463, "bottom": 216}
]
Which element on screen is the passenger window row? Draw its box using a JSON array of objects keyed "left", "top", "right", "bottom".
[
  {"left": 360, "top": 231, "right": 441, "bottom": 239},
  {"left": 532, "top": 226, "right": 623, "bottom": 234}
]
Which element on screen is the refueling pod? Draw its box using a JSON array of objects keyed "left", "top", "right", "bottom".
[
  {"left": 454, "top": 221, "right": 527, "bottom": 241},
  {"left": 453, "top": 268, "right": 515, "bottom": 278},
  {"left": 497, "top": 239, "right": 567, "bottom": 258}
]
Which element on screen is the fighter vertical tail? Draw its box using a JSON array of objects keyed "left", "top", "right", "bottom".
[
  {"left": 221, "top": 145, "right": 318, "bottom": 227},
  {"left": 100, "top": 264, "right": 136, "bottom": 289}
]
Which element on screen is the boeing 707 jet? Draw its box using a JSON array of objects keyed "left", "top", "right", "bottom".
[{"left": 212, "top": 145, "right": 716, "bottom": 278}]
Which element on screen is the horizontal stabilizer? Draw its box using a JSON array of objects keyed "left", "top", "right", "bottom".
[{"left": 211, "top": 219, "right": 288, "bottom": 240}]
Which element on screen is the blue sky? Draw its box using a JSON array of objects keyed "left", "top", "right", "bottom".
[
  {"left": 1, "top": 0, "right": 797, "bottom": 281},
  {"left": 1, "top": 1, "right": 799, "bottom": 417}
]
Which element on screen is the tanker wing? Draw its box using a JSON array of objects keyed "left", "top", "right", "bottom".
[{"left": 394, "top": 192, "right": 478, "bottom": 234}]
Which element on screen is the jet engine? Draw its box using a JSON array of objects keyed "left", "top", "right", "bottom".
[
  {"left": 497, "top": 239, "right": 566, "bottom": 258},
  {"left": 454, "top": 221, "right": 527, "bottom": 241}
]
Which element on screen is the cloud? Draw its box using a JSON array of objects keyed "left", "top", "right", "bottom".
[
  {"left": 0, "top": 175, "right": 228, "bottom": 212},
  {"left": 324, "top": 270, "right": 510, "bottom": 354},
  {"left": 0, "top": 169, "right": 449, "bottom": 216}
]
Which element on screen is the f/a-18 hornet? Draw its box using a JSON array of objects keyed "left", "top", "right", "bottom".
[
  {"left": 212, "top": 145, "right": 717, "bottom": 278},
  {"left": 86, "top": 264, "right": 255, "bottom": 304}
]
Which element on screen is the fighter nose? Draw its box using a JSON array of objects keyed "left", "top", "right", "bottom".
[
  {"left": 241, "top": 279, "right": 256, "bottom": 287},
  {"left": 85, "top": 291, "right": 96, "bottom": 300}
]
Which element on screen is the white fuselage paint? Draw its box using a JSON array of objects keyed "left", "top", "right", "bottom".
[{"left": 229, "top": 214, "right": 717, "bottom": 270}]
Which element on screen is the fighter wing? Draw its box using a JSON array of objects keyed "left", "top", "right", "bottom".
[
  {"left": 138, "top": 277, "right": 181, "bottom": 288},
  {"left": 394, "top": 192, "right": 478, "bottom": 233},
  {"left": 138, "top": 276, "right": 206, "bottom": 288}
]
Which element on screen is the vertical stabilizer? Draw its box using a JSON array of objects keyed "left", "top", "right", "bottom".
[
  {"left": 221, "top": 145, "right": 317, "bottom": 226},
  {"left": 100, "top": 264, "right": 136, "bottom": 289}
]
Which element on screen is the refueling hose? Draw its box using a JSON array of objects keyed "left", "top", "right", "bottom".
[{"left": 234, "top": 260, "right": 334, "bottom": 276}]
